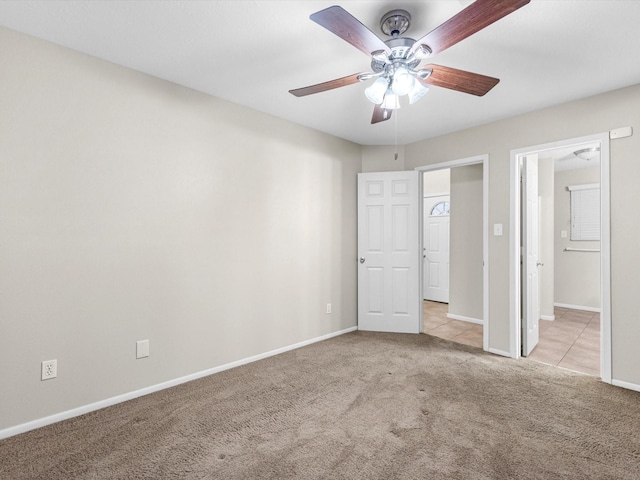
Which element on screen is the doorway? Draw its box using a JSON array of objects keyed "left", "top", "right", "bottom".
[
  {"left": 510, "top": 133, "right": 611, "bottom": 383},
  {"left": 356, "top": 156, "right": 488, "bottom": 349},
  {"left": 416, "top": 155, "right": 488, "bottom": 351}
]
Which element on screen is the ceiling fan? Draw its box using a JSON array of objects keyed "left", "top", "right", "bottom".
[{"left": 289, "top": 0, "right": 530, "bottom": 124}]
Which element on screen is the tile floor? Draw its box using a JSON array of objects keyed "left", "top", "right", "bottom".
[
  {"left": 422, "top": 301, "right": 600, "bottom": 377},
  {"left": 423, "top": 300, "right": 484, "bottom": 348},
  {"left": 528, "top": 306, "right": 600, "bottom": 377}
]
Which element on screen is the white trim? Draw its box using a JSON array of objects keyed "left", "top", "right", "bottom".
[
  {"left": 488, "top": 347, "right": 512, "bottom": 358},
  {"left": 482, "top": 158, "right": 489, "bottom": 352},
  {"left": 418, "top": 172, "right": 424, "bottom": 332},
  {"left": 509, "top": 151, "right": 521, "bottom": 358},
  {"left": 423, "top": 191, "right": 450, "bottom": 198},
  {"left": 540, "top": 314, "right": 555, "bottom": 321},
  {"left": 415, "top": 154, "right": 487, "bottom": 172},
  {"left": 415, "top": 154, "right": 489, "bottom": 352},
  {"left": 509, "top": 133, "right": 611, "bottom": 384},
  {"left": 0, "top": 326, "right": 357, "bottom": 441},
  {"left": 612, "top": 379, "right": 640, "bottom": 393},
  {"left": 554, "top": 302, "right": 601, "bottom": 313},
  {"left": 600, "top": 133, "right": 612, "bottom": 384},
  {"left": 446, "top": 313, "right": 484, "bottom": 325},
  {"left": 567, "top": 183, "right": 599, "bottom": 191}
]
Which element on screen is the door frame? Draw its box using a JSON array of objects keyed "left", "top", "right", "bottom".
[
  {"left": 509, "top": 132, "right": 612, "bottom": 383},
  {"left": 415, "top": 154, "right": 489, "bottom": 351}
]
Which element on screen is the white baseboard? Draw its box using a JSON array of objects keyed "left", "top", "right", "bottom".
[
  {"left": 0, "top": 326, "right": 357, "bottom": 441},
  {"left": 611, "top": 379, "right": 640, "bottom": 393},
  {"left": 540, "top": 314, "right": 556, "bottom": 321},
  {"left": 446, "top": 313, "right": 484, "bottom": 325},
  {"left": 554, "top": 302, "right": 601, "bottom": 313}
]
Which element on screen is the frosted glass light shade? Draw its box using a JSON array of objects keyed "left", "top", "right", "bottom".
[
  {"left": 391, "top": 67, "right": 415, "bottom": 96},
  {"left": 408, "top": 82, "right": 429, "bottom": 104},
  {"left": 365, "top": 77, "right": 388, "bottom": 104},
  {"left": 380, "top": 91, "right": 400, "bottom": 110}
]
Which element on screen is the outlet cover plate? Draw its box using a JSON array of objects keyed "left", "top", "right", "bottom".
[{"left": 41, "top": 359, "right": 57, "bottom": 380}]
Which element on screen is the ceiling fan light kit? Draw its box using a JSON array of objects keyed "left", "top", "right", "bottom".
[
  {"left": 380, "top": 90, "right": 400, "bottom": 110},
  {"left": 364, "top": 77, "right": 387, "bottom": 104},
  {"left": 408, "top": 83, "right": 429, "bottom": 105},
  {"left": 289, "top": 0, "right": 531, "bottom": 124}
]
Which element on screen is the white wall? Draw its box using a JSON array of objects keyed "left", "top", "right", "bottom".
[
  {"left": 0, "top": 27, "right": 361, "bottom": 432},
  {"left": 554, "top": 166, "right": 601, "bottom": 309},
  {"left": 538, "top": 157, "right": 555, "bottom": 318},
  {"left": 448, "top": 165, "right": 483, "bottom": 321},
  {"left": 404, "top": 83, "right": 640, "bottom": 385}
]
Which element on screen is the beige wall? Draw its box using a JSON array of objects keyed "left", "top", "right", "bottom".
[
  {"left": 361, "top": 145, "right": 405, "bottom": 172},
  {"left": 449, "top": 165, "right": 483, "bottom": 321},
  {"left": 538, "top": 157, "right": 555, "bottom": 318},
  {"left": 0, "top": 27, "right": 361, "bottom": 431},
  {"left": 3, "top": 23, "right": 640, "bottom": 434},
  {"left": 405, "top": 83, "right": 640, "bottom": 384},
  {"left": 423, "top": 169, "right": 451, "bottom": 196},
  {"left": 554, "top": 166, "right": 601, "bottom": 309}
]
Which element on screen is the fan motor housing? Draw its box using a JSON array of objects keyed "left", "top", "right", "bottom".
[
  {"left": 370, "top": 37, "right": 420, "bottom": 73},
  {"left": 380, "top": 9, "right": 411, "bottom": 37}
]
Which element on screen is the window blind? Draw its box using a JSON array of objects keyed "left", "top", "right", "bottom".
[{"left": 569, "top": 184, "right": 600, "bottom": 241}]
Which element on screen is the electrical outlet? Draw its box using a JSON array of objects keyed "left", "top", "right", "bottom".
[
  {"left": 326, "top": 303, "right": 332, "bottom": 314},
  {"left": 41, "top": 359, "right": 57, "bottom": 381}
]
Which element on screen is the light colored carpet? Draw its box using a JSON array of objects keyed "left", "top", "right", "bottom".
[{"left": 1, "top": 332, "right": 639, "bottom": 479}]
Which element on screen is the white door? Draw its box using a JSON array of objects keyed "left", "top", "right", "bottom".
[
  {"left": 357, "top": 171, "right": 420, "bottom": 333},
  {"left": 522, "top": 154, "right": 540, "bottom": 356},
  {"left": 423, "top": 195, "right": 450, "bottom": 303}
]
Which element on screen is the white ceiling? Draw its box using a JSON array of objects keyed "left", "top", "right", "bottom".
[
  {"left": 544, "top": 142, "right": 600, "bottom": 172},
  {"left": 1, "top": 1, "right": 639, "bottom": 146}
]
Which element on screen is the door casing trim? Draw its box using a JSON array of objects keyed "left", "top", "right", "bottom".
[{"left": 509, "top": 133, "right": 611, "bottom": 384}]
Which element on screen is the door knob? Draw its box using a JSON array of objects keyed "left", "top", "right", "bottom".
[{"left": 360, "top": 257, "right": 366, "bottom": 264}]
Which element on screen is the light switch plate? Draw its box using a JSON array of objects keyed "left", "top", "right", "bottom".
[
  {"left": 136, "top": 339, "right": 149, "bottom": 359},
  {"left": 493, "top": 223, "right": 503, "bottom": 236}
]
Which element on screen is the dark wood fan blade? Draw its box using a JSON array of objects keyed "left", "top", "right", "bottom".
[
  {"left": 289, "top": 72, "right": 366, "bottom": 97},
  {"left": 419, "top": 64, "right": 500, "bottom": 96},
  {"left": 310, "top": 6, "right": 391, "bottom": 57},
  {"left": 411, "top": 0, "right": 530, "bottom": 55},
  {"left": 371, "top": 104, "right": 392, "bottom": 124}
]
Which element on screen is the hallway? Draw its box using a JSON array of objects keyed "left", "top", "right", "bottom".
[{"left": 423, "top": 301, "right": 600, "bottom": 377}]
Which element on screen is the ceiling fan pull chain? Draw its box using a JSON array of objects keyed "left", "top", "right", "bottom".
[{"left": 394, "top": 108, "right": 399, "bottom": 161}]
